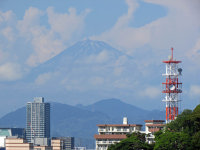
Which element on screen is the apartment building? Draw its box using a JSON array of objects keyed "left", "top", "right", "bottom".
[
  {"left": 94, "top": 117, "right": 142, "bottom": 150},
  {"left": 26, "top": 97, "right": 50, "bottom": 144},
  {"left": 144, "top": 120, "right": 165, "bottom": 144}
]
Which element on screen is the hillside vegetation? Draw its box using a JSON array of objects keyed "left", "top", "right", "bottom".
[{"left": 108, "top": 104, "right": 200, "bottom": 150}]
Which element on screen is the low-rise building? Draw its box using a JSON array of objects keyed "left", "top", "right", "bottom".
[
  {"left": 51, "top": 138, "right": 63, "bottom": 150},
  {"left": 5, "top": 137, "right": 34, "bottom": 150},
  {"left": 34, "top": 145, "right": 52, "bottom": 150},
  {"left": 5, "top": 136, "right": 75, "bottom": 150},
  {"left": 51, "top": 137, "right": 74, "bottom": 150},
  {"left": 5, "top": 137, "right": 52, "bottom": 150},
  {"left": 94, "top": 117, "right": 142, "bottom": 150},
  {"left": 0, "top": 128, "right": 25, "bottom": 148},
  {"left": 144, "top": 120, "right": 165, "bottom": 144}
]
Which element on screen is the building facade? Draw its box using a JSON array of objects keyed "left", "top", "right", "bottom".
[
  {"left": 0, "top": 128, "right": 25, "bottom": 148},
  {"left": 144, "top": 120, "right": 165, "bottom": 144},
  {"left": 26, "top": 97, "right": 50, "bottom": 144},
  {"left": 5, "top": 137, "right": 34, "bottom": 150},
  {"left": 51, "top": 137, "right": 74, "bottom": 150},
  {"left": 94, "top": 117, "right": 142, "bottom": 150},
  {"left": 5, "top": 137, "right": 52, "bottom": 150}
]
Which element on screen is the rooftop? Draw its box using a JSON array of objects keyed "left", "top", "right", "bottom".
[
  {"left": 145, "top": 120, "right": 165, "bottom": 123},
  {"left": 97, "top": 124, "right": 142, "bottom": 127},
  {"left": 145, "top": 124, "right": 165, "bottom": 127},
  {"left": 94, "top": 134, "right": 127, "bottom": 139}
]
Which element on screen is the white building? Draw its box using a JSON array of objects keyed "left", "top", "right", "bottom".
[
  {"left": 94, "top": 118, "right": 165, "bottom": 150},
  {"left": 94, "top": 117, "right": 142, "bottom": 150},
  {"left": 143, "top": 120, "right": 165, "bottom": 144}
]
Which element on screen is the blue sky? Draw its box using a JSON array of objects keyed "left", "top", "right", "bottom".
[{"left": 0, "top": 0, "right": 200, "bottom": 116}]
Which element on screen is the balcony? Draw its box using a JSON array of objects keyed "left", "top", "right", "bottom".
[
  {"left": 98, "top": 128, "right": 130, "bottom": 133},
  {"left": 96, "top": 140, "right": 120, "bottom": 145}
]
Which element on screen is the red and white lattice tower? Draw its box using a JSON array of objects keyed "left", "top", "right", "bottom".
[{"left": 162, "top": 48, "right": 182, "bottom": 123}]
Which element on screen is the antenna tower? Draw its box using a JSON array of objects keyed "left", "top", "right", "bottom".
[{"left": 162, "top": 48, "right": 182, "bottom": 123}]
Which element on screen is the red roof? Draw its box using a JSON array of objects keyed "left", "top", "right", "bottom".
[
  {"left": 146, "top": 124, "right": 165, "bottom": 127},
  {"left": 148, "top": 128, "right": 161, "bottom": 133},
  {"left": 145, "top": 120, "right": 165, "bottom": 123},
  {"left": 97, "top": 124, "right": 142, "bottom": 127},
  {"left": 94, "top": 134, "right": 127, "bottom": 139}
]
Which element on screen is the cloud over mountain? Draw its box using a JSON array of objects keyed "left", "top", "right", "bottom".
[
  {"left": 0, "top": 0, "right": 199, "bottom": 117},
  {"left": 0, "top": 6, "right": 90, "bottom": 69}
]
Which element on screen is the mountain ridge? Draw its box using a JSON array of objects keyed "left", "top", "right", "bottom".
[
  {"left": 0, "top": 98, "right": 165, "bottom": 131},
  {"left": 0, "top": 98, "right": 165, "bottom": 148}
]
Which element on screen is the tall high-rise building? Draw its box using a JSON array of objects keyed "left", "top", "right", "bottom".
[{"left": 26, "top": 97, "right": 50, "bottom": 144}]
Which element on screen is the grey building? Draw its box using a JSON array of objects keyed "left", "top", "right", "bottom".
[{"left": 26, "top": 97, "right": 50, "bottom": 144}]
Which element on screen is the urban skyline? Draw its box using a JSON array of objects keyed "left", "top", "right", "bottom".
[{"left": 0, "top": 0, "right": 199, "bottom": 149}]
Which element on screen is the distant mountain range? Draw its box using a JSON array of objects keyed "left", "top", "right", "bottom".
[
  {"left": 0, "top": 39, "right": 162, "bottom": 121},
  {"left": 0, "top": 98, "right": 165, "bottom": 148},
  {"left": 13, "top": 39, "right": 148, "bottom": 113}
]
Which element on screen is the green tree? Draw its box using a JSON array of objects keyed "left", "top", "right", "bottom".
[
  {"left": 166, "top": 109, "right": 192, "bottom": 133},
  {"left": 154, "top": 104, "right": 200, "bottom": 150},
  {"left": 108, "top": 132, "right": 153, "bottom": 150},
  {"left": 154, "top": 131, "right": 191, "bottom": 150},
  {"left": 191, "top": 131, "right": 200, "bottom": 149}
]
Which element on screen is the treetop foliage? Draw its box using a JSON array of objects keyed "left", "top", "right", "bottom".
[{"left": 154, "top": 104, "right": 200, "bottom": 150}]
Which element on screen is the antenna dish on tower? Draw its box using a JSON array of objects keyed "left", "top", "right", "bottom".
[
  {"left": 169, "top": 85, "right": 175, "bottom": 91},
  {"left": 178, "top": 68, "right": 182, "bottom": 75}
]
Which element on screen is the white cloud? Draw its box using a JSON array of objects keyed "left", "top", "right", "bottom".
[
  {"left": 140, "top": 86, "right": 160, "bottom": 99},
  {"left": 17, "top": 7, "right": 64, "bottom": 66},
  {"left": 0, "top": 49, "right": 9, "bottom": 63},
  {"left": 89, "top": 77, "right": 104, "bottom": 86},
  {"left": 0, "top": 10, "right": 15, "bottom": 24},
  {"left": 35, "top": 72, "right": 57, "bottom": 85},
  {"left": 1, "top": 27, "right": 15, "bottom": 41},
  {"left": 92, "top": 0, "right": 200, "bottom": 57},
  {"left": 47, "top": 7, "right": 90, "bottom": 41},
  {"left": 26, "top": 31, "right": 65, "bottom": 66},
  {"left": 113, "top": 0, "right": 138, "bottom": 29},
  {"left": 114, "top": 67, "right": 124, "bottom": 76},
  {"left": 17, "top": 7, "right": 43, "bottom": 38},
  {"left": 61, "top": 78, "right": 86, "bottom": 91},
  {"left": 91, "top": 0, "right": 147, "bottom": 53},
  {"left": 189, "top": 85, "right": 200, "bottom": 96},
  {"left": 113, "top": 78, "right": 133, "bottom": 89},
  {"left": 16, "top": 6, "right": 90, "bottom": 67},
  {"left": 188, "top": 38, "right": 200, "bottom": 64},
  {"left": 114, "top": 56, "right": 129, "bottom": 76},
  {"left": 0, "top": 63, "right": 23, "bottom": 81},
  {"left": 85, "top": 50, "right": 109, "bottom": 64}
]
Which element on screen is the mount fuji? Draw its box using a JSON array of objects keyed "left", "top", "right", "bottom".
[
  {"left": 22, "top": 39, "right": 142, "bottom": 106},
  {"left": 0, "top": 39, "right": 162, "bottom": 117}
]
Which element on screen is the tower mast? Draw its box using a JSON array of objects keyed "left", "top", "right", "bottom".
[{"left": 162, "top": 48, "right": 182, "bottom": 123}]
